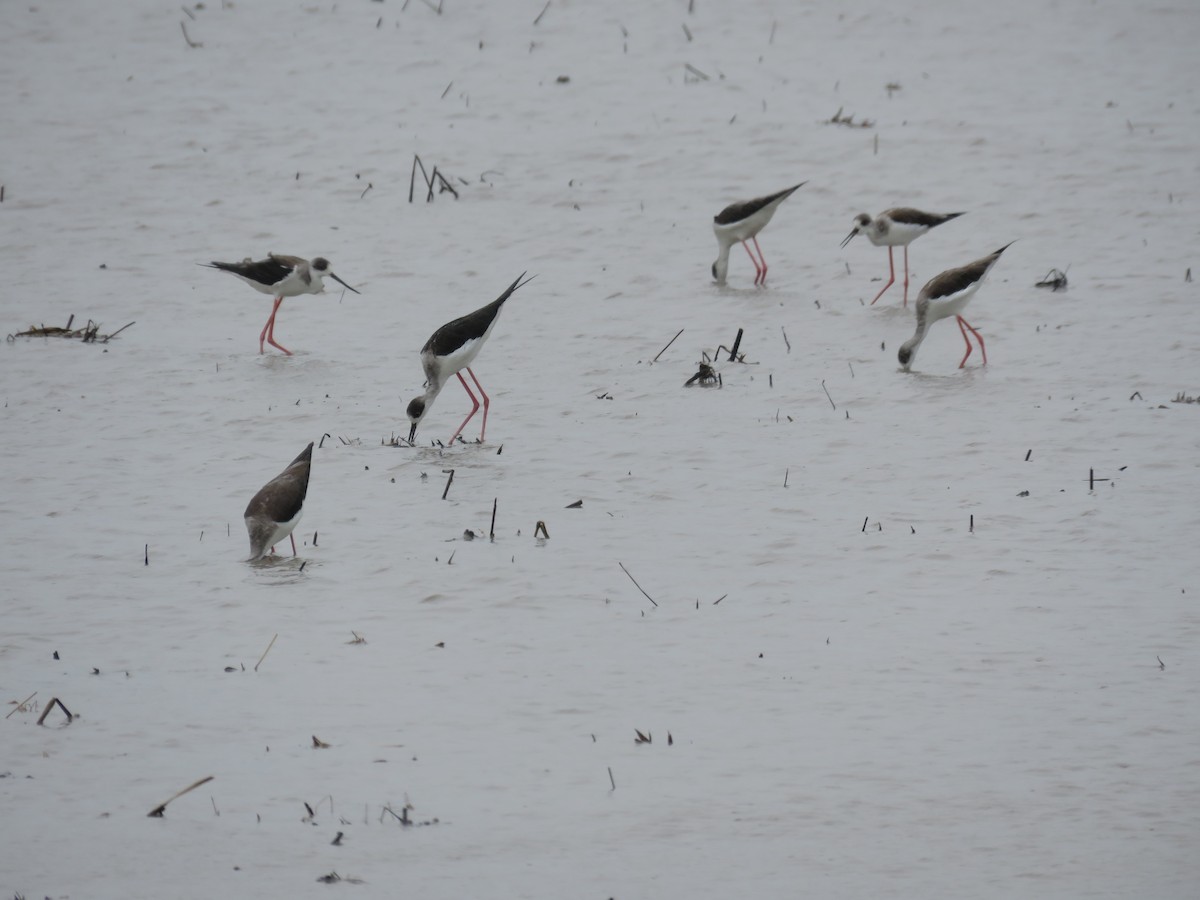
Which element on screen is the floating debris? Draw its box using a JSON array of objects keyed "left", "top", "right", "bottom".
[
  {"left": 1035, "top": 267, "right": 1069, "bottom": 291},
  {"left": 8, "top": 314, "right": 134, "bottom": 343}
]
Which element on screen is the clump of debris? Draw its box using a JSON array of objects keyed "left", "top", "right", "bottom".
[{"left": 7, "top": 314, "right": 134, "bottom": 344}]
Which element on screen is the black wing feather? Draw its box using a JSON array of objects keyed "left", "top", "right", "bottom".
[
  {"left": 207, "top": 256, "right": 295, "bottom": 287},
  {"left": 423, "top": 273, "right": 532, "bottom": 355},
  {"left": 714, "top": 183, "right": 804, "bottom": 225}
]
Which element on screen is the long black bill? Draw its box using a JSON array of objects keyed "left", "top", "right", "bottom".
[
  {"left": 330, "top": 272, "right": 361, "bottom": 294},
  {"left": 407, "top": 422, "right": 418, "bottom": 444},
  {"left": 839, "top": 230, "right": 858, "bottom": 249}
]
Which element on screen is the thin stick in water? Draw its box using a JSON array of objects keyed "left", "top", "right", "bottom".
[
  {"left": 147, "top": 775, "right": 215, "bottom": 817},
  {"left": 5, "top": 691, "right": 36, "bottom": 719},
  {"left": 821, "top": 379, "right": 836, "bottom": 410},
  {"left": 653, "top": 328, "right": 684, "bottom": 362},
  {"left": 254, "top": 633, "right": 278, "bottom": 672},
  {"left": 618, "top": 561, "right": 658, "bottom": 607}
]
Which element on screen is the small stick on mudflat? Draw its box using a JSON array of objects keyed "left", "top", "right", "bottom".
[
  {"left": 432, "top": 167, "right": 459, "bottom": 199},
  {"left": 144, "top": 544, "right": 149, "bottom": 566},
  {"left": 618, "top": 561, "right": 657, "bottom": 607},
  {"left": 781, "top": 326, "right": 790, "bottom": 353},
  {"left": 727, "top": 327, "right": 743, "bottom": 362},
  {"left": 147, "top": 775, "right": 215, "bottom": 817},
  {"left": 441, "top": 469, "right": 455, "bottom": 500},
  {"left": 534, "top": 521, "right": 549, "bottom": 539},
  {"left": 652, "top": 328, "right": 684, "bottom": 363},
  {"left": 821, "top": 379, "right": 836, "bottom": 410},
  {"left": 489, "top": 498, "right": 498, "bottom": 541},
  {"left": 409, "top": 154, "right": 432, "bottom": 203},
  {"left": 180, "top": 22, "right": 202, "bottom": 48},
  {"left": 101, "top": 321, "right": 135, "bottom": 342},
  {"left": 36, "top": 696, "right": 72, "bottom": 726},
  {"left": 254, "top": 633, "right": 278, "bottom": 672},
  {"left": 533, "top": 0, "right": 550, "bottom": 25},
  {"left": 608, "top": 766, "right": 616, "bottom": 791},
  {"left": 5, "top": 690, "right": 37, "bottom": 719}
]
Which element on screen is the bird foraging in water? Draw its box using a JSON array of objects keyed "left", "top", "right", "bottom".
[
  {"left": 406, "top": 273, "right": 535, "bottom": 445},
  {"left": 841, "top": 208, "right": 964, "bottom": 306},
  {"left": 203, "top": 254, "right": 360, "bottom": 355},
  {"left": 244, "top": 442, "right": 313, "bottom": 561},
  {"left": 711, "top": 183, "right": 805, "bottom": 286},
  {"left": 898, "top": 243, "right": 1013, "bottom": 372}
]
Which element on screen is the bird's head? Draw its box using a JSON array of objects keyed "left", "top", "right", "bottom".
[
  {"left": 840, "top": 213, "right": 871, "bottom": 248},
  {"left": 310, "top": 258, "right": 361, "bottom": 295},
  {"left": 711, "top": 258, "right": 727, "bottom": 284},
  {"left": 406, "top": 396, "right": 427, "bottom": 443}
]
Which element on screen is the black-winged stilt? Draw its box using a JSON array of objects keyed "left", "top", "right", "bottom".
[
  {"left": 244, "top": 442, "right": 313, "bottom": 561},
  {"left": 204, "top": 254, "right": 360, "bottom": 355},
  {"left": 406, "top": 273, "right": 535, "bottom": 445},
  {"left": 898, "top": 243, "right": 1013, "bottom": 371},
  {"left": 711, "top": 183, "right": 805, "bottom": 286},
  {"left": 841, "top": 208, "right": 964, "bottom": 306}
]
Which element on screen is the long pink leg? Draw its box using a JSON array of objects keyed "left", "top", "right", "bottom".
[
  {"left": 447, "top": 371, "right": 481, "bottom": 444},
  {"left": 752, "top": 236, "right": 769, "bottom": 285},
  {"left": 465, "top": 367, "right": 491, "bottom": 440},
  {"left": 258, "top": 297, "right": 278, "bottom": 353},
  {"left": 261, "top": 297, "right": 292, "bottom": 355},
  {"left": 870, "top": 247, "right": 896, "bottom": 305},
  {"left": 290, "top": 533, "right": 297, "bottom": 556},
  {"left": 741, "top": 241, "right": 763, "bottom": 285},
  {"left": 956, "top": 316, "right": 987, "bottom": 367},
  {"left": 902, "top": 245, "right": 910, "bottom": 307}
]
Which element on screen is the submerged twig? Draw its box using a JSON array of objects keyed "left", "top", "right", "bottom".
[
  {"left": 147, "top": 775, "right": 214, "bottom": 817},
  {"left": 618, "top": 561, "right": 658, "bottom": 607}
]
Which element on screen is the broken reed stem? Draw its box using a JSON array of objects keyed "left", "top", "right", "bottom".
[
  {"left": 36, "top": 697, "right": 73, "bottom": 726},
  {"left": 489, "top": 498, "right": 498, "bottom": 541},
  {"left": 409, "top": 154, "right": 431, "bottom": 203},
  {"left": 653, "top": 328, "right": 684, "bottom": 362},
  {"left": 147, "top": 775, "right": 215, "bottom": 817},
  {"left": 781, "top": 326, "right": 791, "bottom": 353},
  {"left": 102, "top": 321, "right": 136, "bottom": 342},
  {"left": 5, "top": 690, "right": 37, "bottom": 719},
  {"left": 728, "top": 327, "right": 743, "bottom": 362},
  {"left": 821, "top": 379, "right": 836, "bottom": 410},
  {"left": 534, "top": 520, "right": 549, "bottom": 539},
  {"left": 441, "top": 468, "right": 455, "bottom": 500},
  {"left": 254, "top": 633, "right": 278, "bottom": 672},
  {"left": 533, "top": 0, "right": 550, "bottom": 25},
  {"left": 608, "top": 766, "right": 616, "bottom": 790},
  {"left": 618, "top": 561, "right": 658, "bottom": 607},
  {"left": 180, "top": 21, "right": 202, "bottom": 48}
]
